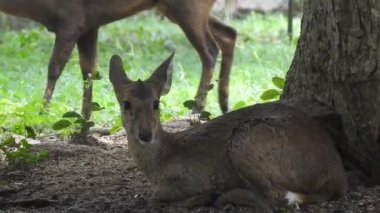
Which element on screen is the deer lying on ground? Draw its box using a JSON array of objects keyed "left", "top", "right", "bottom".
[
  {"left": 109, "top": 54, "right": 348, "bottom": 211},
  {"left": 0, "top": 0, "right": 237, "bottom": 124}
]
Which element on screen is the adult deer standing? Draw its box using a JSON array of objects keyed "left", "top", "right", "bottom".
[
  {"left": 109, "top": 54, "right": 347, "bottom": 212},
  {"left": 0, "top": 0, "right": 237, "bottom": 123}
]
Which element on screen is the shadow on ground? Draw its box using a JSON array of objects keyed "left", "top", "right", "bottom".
[{"left": 0, "top": 120, "right": 379, "bottom": 212}]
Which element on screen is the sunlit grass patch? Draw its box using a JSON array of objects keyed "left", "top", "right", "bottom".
[{"left": 0, "top": 12, "right": 301, "bottom": 135}]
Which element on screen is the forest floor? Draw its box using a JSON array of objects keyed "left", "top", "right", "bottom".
[{"left": 0, "top": 120, "right": 379, "bottom": 213}]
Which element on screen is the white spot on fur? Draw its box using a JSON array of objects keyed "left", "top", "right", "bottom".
[{"left": 285, "top": 191, "right": 301, "bottom": 209}]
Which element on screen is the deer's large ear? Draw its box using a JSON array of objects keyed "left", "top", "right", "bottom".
[
  {"left": 147, "top": 53, "right": 174, "bottom": 96},
  {"left": 109, "top": 55, "right": 131, "bottom": 89}
]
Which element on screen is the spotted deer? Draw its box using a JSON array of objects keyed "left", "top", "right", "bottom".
[
  {"left": 109, "top": 54, "right": 347, "bottom": 212},
  {"left": 0, "top": 0, "right": 237, "bottom": 123}
]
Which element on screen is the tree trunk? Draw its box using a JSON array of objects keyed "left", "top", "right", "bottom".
[{"left": 281, "top": 0, "right": 380, "bottom": 183}]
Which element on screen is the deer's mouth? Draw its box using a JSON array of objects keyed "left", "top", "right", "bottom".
[
  {"left": 139, "top": 132, "right": 152, "bottom": 142},
  {"left": 137, "top": 130, "right": 155, "bottom": 145}
]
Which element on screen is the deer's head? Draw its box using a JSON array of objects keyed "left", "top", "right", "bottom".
[{"left": 109, "top": 53, "right": 174, "bottom": 145}]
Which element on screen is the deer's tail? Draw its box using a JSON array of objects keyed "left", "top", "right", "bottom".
[{"left": 285, "top": 190, "right": 345, "bottom": 208}]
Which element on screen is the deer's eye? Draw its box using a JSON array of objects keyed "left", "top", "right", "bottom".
[
  {"left": 124, "top": 101, "right": 131, "bottom": 110},
  {"left": 153, "top": 100, "right": 160, "bottom": 110}
]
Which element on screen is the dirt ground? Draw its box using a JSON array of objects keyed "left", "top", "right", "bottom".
[{"left": 0, "top": 120, "right": 379, "bottom": 213}]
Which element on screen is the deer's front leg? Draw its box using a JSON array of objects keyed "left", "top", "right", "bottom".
[
  {"left": 152, "top": 188, "right": 215, "bottom": 208},
  {"left": 155, "top": 194, "right": 215, "bottom": 208},
  {"left": 214, "top": 188, "right": 274, "bottom": 213},
  {"left": 43, "top": 30, "right": 79, "bottom": 107},
  {"left": 151, "top": 178, "right": 214, "bottom": 208}
]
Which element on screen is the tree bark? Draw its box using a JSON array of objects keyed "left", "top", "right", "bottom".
[{"left": 281, "top": 0, "right": 380, "bottom": 183}]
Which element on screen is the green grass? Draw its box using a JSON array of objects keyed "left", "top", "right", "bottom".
[{"left": 0, "top": 12, "right": 301, "bottom": 136}]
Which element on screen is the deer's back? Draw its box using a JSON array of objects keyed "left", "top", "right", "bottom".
[{"left": 0, "top": 0, "right": 156, "bottom": 32}]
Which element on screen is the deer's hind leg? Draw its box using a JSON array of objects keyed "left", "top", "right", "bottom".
[
  {"left": 209, "top": 17, "right": 237, "bottom": 114},
  {"left": 77, "top": 28, "right": 99, "bottom": 121},
  {"left": 162, "top": 2, "right": 219, "bottom": 112}
]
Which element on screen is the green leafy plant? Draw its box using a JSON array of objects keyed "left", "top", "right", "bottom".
[
  {"left": 260, "top": 77, "right": 285, "bottom": 101},
  {"left": 183, "top": 100, "right": 212, "bottom": 126},
  {"left": 52, "top": 102, "right": 105, "bottom": 138},
  {"left": 0, "top": 127, "right": 48, "bottom": 168},
  {"left": 232, "top": 100, "right": 248, "bottom": 111},
  {"left": 183, "top": 83, "right": 214, "bottom": 123},
  {"left": 91, "top": 70, "right": 103, "bottom": 81}
]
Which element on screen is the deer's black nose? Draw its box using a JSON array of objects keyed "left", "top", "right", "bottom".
[{"left": 138, "top": 130, "right": 152, "bottom": 142}]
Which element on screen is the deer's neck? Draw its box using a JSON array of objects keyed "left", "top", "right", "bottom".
[{"left": 127, "top": 126, "right": 173, "bottom": 183}]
